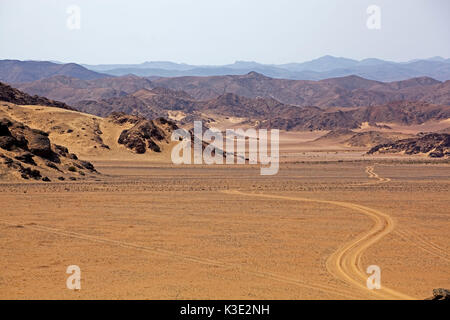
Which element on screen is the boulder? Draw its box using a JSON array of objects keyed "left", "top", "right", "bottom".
[{"left": 14, "top": 152, "right": 36, "bottom": 165}]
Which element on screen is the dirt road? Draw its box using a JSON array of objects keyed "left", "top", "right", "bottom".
[{"left": 222, "top": 166, "right": 415, "bottom": 299}]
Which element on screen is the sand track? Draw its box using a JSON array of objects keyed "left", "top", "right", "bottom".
[
  {"left": 0, "top": 166, "right": 418, "bottom": 299},
  {"left": 350, "top": 166, "right": 391, "bottom": 186},
  {"left": 221, "top": 166, "right": 415, "bottom": 300}
]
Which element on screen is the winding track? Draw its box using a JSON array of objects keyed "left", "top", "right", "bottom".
[
  {"left": 0, "top": 165, "right": 417, "bottom": 299},
  {"left": 222, "top": 189, "right": 413, "bottom": 299},
  {"left": 350, "top": 166, "right": 391, "bottom": 186},
  {"left": 221, "top": 165, "right": 415, "bottom": 300}
]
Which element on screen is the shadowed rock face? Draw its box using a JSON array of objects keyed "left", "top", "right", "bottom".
[
  {"left": 368, "top": 133, "right": 450, "bottom": 158},
  {"left": 0, "top": 118, "right": 55, "bottom": 160},
  {"left": 0, "top": 117, "right": 96, "bottom": 181},
  {"left": 112, "top": 112, "right": 178, "bottom": 154}
]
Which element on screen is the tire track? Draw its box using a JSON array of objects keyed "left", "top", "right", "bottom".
[
  {"left": 0, "top": 219, "right": 362, "bottom": 299},
  {"left": 351, "top": 166, "right": 391, "bottom": 186},
  {"left": 0, "top": 166, "right": 417, "bottom": 299},
  {"left": 395, "top": 229, "right": 450, "bottom": 262},
  {"left": 222, "top": 190, "right": 413, "bottom": 299}
]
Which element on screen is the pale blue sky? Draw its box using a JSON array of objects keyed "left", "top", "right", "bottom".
[{"left": 0, "top": 0, "right": 449, "bottom": 65}]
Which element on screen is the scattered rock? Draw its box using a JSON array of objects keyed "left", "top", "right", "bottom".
[
  {"left": 19, "top": 167, "right": 41, "bottom": 180},
  {"left": 425, "top": 288, "right": 450, "bottom": 300},
  {"left": 14, "top": 152, "right": 36, "bottom": 165},
  {"left": 80, "top": 160, "right": 96, "bottom": 172}
]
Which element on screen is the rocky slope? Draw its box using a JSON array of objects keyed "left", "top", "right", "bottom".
[
  {"left": 367, "top": 133, "right": 450, "bottom": 158},
  {"left": 0, "top": 117, "right": 97, "bottom": 181},
  {"left": 314, "top": 129, "right": 414, "bottom": 148},
  {"left": 344, "top": 131, "right": 413, "bottom": 147},
  {"left": 16, "top": 75, "right": 153, "bottom": 105},
  {"left": 0, "top": 82, "right": 74, "bottom": 110}
]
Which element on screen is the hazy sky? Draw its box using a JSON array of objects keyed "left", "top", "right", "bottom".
[{"left": 1, "top": 0, "right": 449, "bottom": 65}]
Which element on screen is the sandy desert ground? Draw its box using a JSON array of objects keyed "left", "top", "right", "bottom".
[{"left": 0, "top": 157, "right": 448, "bottom": 299}]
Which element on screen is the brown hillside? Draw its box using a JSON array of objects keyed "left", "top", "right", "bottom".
[{"left": 0, "top": 82, "right": 74, "bottom": 110}]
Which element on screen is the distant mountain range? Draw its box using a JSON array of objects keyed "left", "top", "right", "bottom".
[
  {"left": 0, "top": 60, "right": 109, "bottom": 83},
  {"left": 5, "top": 70, "right": 448, "bottom": 132},
  {"left": 150, "top": 72, "right": 450, "bottom": 107},
  {"left": 1, "top": 57, "right": 449, "bottom": 133},
  {"left": 14, "top": 72, "right": 450, "bottom": 109},
  {"left": 2, "top": 56, "right": 450, "bottom": 84},
  {"left": 81, "top": 55, "right": 450, "bottom": 82}
]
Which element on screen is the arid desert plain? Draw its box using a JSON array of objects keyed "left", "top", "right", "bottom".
[
  {"left": 1, "top": 141, "right": 448, "bottom": 299},
  {"left": 1, "top": 59, "right": 450, "bottom": 300}
]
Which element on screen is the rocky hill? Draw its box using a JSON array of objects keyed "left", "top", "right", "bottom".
[
  {"left": 0, "top": 117, "right": 96, "bottom": 181},
  {"left": 151, "top": 72, "right": 450, "bottom": 107},
  {"left": 16, "top": 75, "right": 153, "bottom": 105},
  {"left": 109, "top": 112, "right": 178, "bottom": 154},
  {"left": 352, "top": 101, "right": 450, "bottom": 125},
  {"left": 368, "top": 133, "right": 450, "bottom": 158},
  {"left": 0, "top": 82, "right": 74, "bottom": 110},
  {"left": 344, "top": 131, "right": 413, "bottom": 147}
]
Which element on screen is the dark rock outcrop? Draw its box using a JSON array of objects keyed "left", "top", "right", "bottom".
[
  {"left": 368, "top": 133, "right": 450, "bottom": 158},
  {"left": 117, "top": 117, "right": 178, "bottom": 154},
  {"left": 0, "top": 117, "right": 96, "bottom": 180},
  {"left": 425, "top": 288, "right": 450, "bottom": 300}
]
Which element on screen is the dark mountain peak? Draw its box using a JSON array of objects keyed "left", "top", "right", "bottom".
[{"left": 243, "top": 71, "right": 269, "bottom": 79}]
